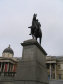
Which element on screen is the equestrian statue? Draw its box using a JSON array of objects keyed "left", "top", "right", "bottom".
[{"left": 28, "top": 13, "right": 42, "bottom": 44}]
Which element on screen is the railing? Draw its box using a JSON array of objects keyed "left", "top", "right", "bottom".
[{"left": 0, "top": 72, "right": 16, "bottom": 77}]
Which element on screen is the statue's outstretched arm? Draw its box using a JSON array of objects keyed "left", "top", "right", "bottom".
[{"left": 28, "top": 26, "right": 32, "bottom": 28}]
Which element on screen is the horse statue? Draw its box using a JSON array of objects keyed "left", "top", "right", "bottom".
[{"left": 28, "top": 13, "right": 42, "bottom": 44}]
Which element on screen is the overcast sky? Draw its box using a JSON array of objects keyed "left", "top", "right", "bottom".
[{"left": 0, "top": 0, "right": 63, "bottom": 57}]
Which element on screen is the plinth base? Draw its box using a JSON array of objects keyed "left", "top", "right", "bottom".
[{"left": 15, "top": 39, "right": 49, "bottom": 84}]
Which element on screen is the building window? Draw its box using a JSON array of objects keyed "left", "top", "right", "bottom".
[
  {"left": 46, "top": 64, "right": 49, "bottom": 69},
  {"left": 52, "top": 73, "right": 55, "bottom": 79},
  {"left": 58, "top": 65, "right": 60, "bottom": 69},
  {"left": 59, "top": 74, "right": 61, "bottom": 79},
  {"left": 48, "top": 74, "right": 50, "bottom": 80},
  {"left": 52, "top": 64, "right": 55, "bottom": 69}
]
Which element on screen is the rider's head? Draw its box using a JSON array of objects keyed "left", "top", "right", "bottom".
[{"left": 33, "top": 13, "right": 37, "bottom": 18}]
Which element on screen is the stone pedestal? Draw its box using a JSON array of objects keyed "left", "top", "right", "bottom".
[{"left": 15, "top": 39, "right": 49, "bottom": 84}]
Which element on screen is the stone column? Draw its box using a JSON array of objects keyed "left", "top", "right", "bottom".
[
  {"left": 50, "top": 64, "right": 51, "bottom": 80},
  {"left": 4, "top": 63, "right": 6, "bottom": 76},
  {"left": 55, "top": 64, "right": 56, "bottom": 79},
  {"left": 7, "top": 63, "right": 9, "bottom": 72},
  {"left": 12, "top": 64, "right": 14, "bottom": 72},
  {"left": 1, "top": 62, "right": 2, "bottom": 72},
  {"left": 12, "top": 64, "right": 14, "bottom": 76},
  {"left": 7, "top": 63, "right": 9, "bottom": 76},
  {"left": 4, "top": 63, "right": 5, "bottom": 72},
  {"left": 0, "top": 62, "right": 2, "bottom": 76}
]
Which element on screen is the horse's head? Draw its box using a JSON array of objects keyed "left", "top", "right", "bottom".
[{"left": 33, "top": 13, "right": 37, "bottom": 20}]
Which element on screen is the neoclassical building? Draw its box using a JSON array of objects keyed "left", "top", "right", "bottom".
[
  {"left": 46, "top": 56, "right": 63, "bottom": 80},
  {"left": 0, "top": 45, "right": 18, "bottom": 77},
  {"left": 0, "top": 45, "right": 63, "bottom": 80}
]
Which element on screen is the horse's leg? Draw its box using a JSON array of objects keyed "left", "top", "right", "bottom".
[
  {"left": 32, "top": 35, "right": 34, "bottom": 39},
  {"left": 39, "top": 37, "right": 42, "bottom": 45},
  {"left": 36, "top": 37, "right": 37, "bottom": 41},
  {"left": 33, "top": 36, "right": 34, "bottom": 39}
]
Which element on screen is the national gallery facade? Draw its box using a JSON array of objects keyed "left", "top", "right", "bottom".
[
  {"left": 46, "top": 56, "right": 63, "bottom": 80},
  {"left": 0, "top": 45, "right": 18, "bottom": 77}
]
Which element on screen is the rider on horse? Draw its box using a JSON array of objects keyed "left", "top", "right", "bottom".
[
  {"left": 28, "top": 13, "right": 42, "bottom": 44},
  {"left": 29, "top": 14, "right": 41, "bottom": 35}
]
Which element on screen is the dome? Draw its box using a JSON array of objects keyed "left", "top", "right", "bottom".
[{"left": 3, "top": 45, "right": 14, "bottom": 55}]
